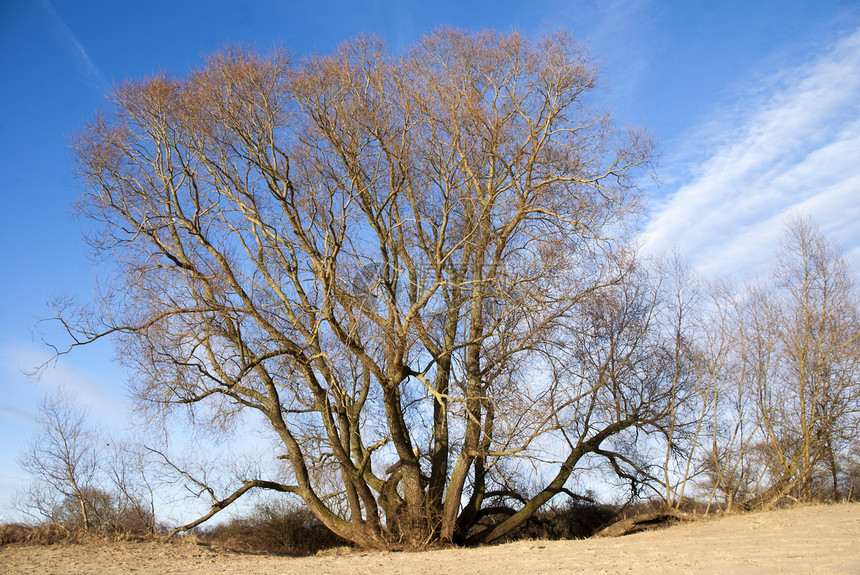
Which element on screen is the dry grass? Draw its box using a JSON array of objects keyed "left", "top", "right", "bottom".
[{"left": 0, "top": 523, "right": 158, "bottom": 546}]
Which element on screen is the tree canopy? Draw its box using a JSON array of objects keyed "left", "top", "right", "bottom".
[
  {"left": 62, "top": 28, "right": 768, "bottom": 547},
  {"left": 44, "top": 27, "right": 860, "bottom": 549}
]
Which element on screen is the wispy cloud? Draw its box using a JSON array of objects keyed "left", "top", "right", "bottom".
[
  {"left": 0, "top": 402, "right": 36, "bottom": 426},
  {"left": 548, "top": 0, "right": 656, "bottom": 93},
  {"left": 39, "top": 0, "right": 109, "bottom": 92},
  {"left": 643, "top": 27, "right": 860, "bottom": 278},
  {"left": 0, "top": 340, "right": 128, "bottom": 427}
]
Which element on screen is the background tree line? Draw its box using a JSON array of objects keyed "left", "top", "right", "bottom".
[{"left": 12, "top": 29, "right": 860, "bottom": 549}]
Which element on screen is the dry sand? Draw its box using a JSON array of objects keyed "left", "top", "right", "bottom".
[{"left": 2, "top": 503, "right": 858, "bottom": 574}]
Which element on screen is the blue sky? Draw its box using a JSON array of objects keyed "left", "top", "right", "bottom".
[{"left": 1, "top": 0, "right": 859, "bottom": 521}]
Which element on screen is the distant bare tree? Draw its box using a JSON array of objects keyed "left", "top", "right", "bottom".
[
  {"left": 16, "top": 390, "right": 102, "bottom": 529},
  {"left": 745, "top": 217, "right": 860, "bottom": 507},
  {"left": 652, "top": 252, "right": 717, "bottom": 509},
  {"left": 698, "top": 280, "right": 761, "bottom": 511},
  {"left": 16, "top": 389, "right": 157, "bottom": 533},
  {"left": 58, "top": 29, "right": 660, "bottom": 547},
  {"left": 104, "top": 440, "right": 158, "bottom": 533},
  {"left": 700, "top": 217, "right": 860, "bottom": 510}
]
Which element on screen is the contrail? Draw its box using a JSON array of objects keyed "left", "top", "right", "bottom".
[{"left": 39, "top": 0, "right": 109, "bottom": 93}]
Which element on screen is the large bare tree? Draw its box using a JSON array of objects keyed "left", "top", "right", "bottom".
[{"left": 61, "top": 30, "right": 660, "bottom": 546}]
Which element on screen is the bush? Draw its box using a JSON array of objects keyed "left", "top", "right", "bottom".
[
  {"left": 506, "top": 500, "right": 623, "bottom": 541},
  {"left": 48, "top": 488, "right": 156, "bottom": 535},
  {"left": 200, "top": 500, "right": 349, "bottom": 556}
]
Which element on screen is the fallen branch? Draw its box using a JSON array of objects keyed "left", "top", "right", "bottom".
[{"left": 593, "top": 509, "right": 692, "bottom": 538}]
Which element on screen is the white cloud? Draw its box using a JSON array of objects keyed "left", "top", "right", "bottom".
[{"left": 643, "top": 27, "right": 860, "bottom": 279}]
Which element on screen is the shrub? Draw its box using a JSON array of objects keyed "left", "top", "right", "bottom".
[
  {"left": 201, "top": 500, "right": 349, "bottom": 556},
  {"left": 506, "top": 500, "right": 623, "bottom": 541}
]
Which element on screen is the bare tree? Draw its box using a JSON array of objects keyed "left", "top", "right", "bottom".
[
  {"left": 650, "top": 252, "right": 717, "bottom": 509},
  {"left": 745, "top": 217, "right": 860, "bottom": 507},
  {"left": 698, "top": 280, "right": 759, "bottom": 512},
  {"left": 58, "top": 30, "right": 658, "bottom": 547},
  {"left": 104, "top": 440, "right": 159, "bottom": 533},
  {"left": 16, "top": 389, "right": 158, "bottom": 533},
  {"left": 696, "top": 217, "right": 860, "bottom": 510},
  {"left": 16, "top": 390, "right": 102, "bottom": 529}
]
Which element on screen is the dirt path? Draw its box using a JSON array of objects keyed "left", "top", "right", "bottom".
[{"left": 2, "top": 503, "right": 858, "bottom": 574}]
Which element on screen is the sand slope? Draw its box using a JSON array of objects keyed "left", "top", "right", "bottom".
[{"left": 2, "top": 503, "right": 858, "bottom": 574}]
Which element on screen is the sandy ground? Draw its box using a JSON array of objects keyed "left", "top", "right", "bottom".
[{"left": 2, "top": 503, "right": 858, "bottom": 574}]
